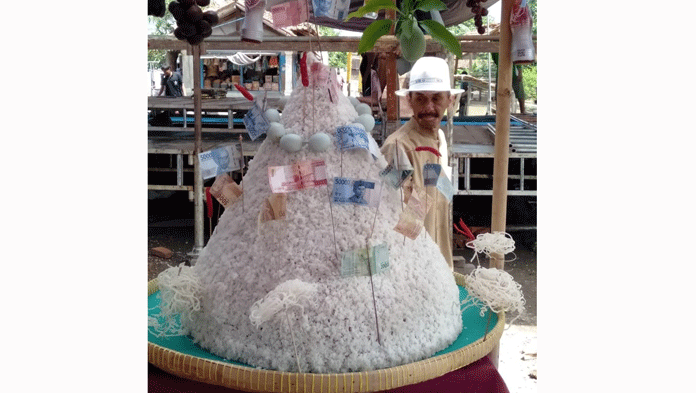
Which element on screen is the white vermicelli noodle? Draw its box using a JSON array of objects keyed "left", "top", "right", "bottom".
[
  {"left": 461, "top": 266, "right": 526, "bottom": 327},
  {"left": 149, "top": 264, "right": 202, "bottom": 337},
  {"left": 467, "top": 231, "right": 517, "bottom": 263},
  {"left": 249, "top": 279, "right": 318, "bottom": 327}
]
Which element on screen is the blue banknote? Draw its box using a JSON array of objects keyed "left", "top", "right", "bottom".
[
  {"left": 422, "top": 163, "right": 454, "bottom": 202},
  {"left": 243, "top": 102, "right": 269, "bottom": 141},
  {"left": 199, "top": 143, "right": 243, "bottom": 180},
  {"left": 379, "top": 164, "right": 413, "bottom": 188},
  {"left": 423, "top": 163, "right": 442, "bottom": 186},
  {"left": 332, "top": 177, "right": 380, "bottom": 207},
  {"left": 336, "top": 124, "right": 369, "bottom": 152}
]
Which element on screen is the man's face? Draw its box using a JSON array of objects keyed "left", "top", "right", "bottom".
[
  {"left": 355, "top": 184, "right": 366, "bottom": 197},
  {"left": 408, "top": 91, "right": 452, "bottom": 131}
]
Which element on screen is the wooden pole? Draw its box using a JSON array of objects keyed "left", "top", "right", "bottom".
[
  {"left": 192, "top": 43, "right": 205, "bottom": 258},
  {"left": 488, "top": 0, "right": 513, "bottom": 368},
  {"left": 346, "top": 52, "right": 352, "bottom": 95},
  {"left": 447, "top": 53, "right": 455, "bottom": 266},
  {"left": 386, "top": 8, "right": 398, "bottom": 121}
]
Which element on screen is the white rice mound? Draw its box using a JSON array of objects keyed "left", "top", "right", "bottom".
[{"left": 184, "top": 61, "right": 462, "bottom": 373}]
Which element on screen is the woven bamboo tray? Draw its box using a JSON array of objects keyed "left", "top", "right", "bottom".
[{"left": 148, "top": 272, "right": 504, "bottom": 393}]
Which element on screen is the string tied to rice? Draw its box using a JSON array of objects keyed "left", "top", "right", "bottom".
[
  {"left": 467, "top": 231, "right": 517, "bottom": 264},
  {"left": 149, "top": 264, "right": 202, "bottom": 337}
]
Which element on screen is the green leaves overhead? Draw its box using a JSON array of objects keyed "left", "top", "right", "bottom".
[
  {"left": 419, "top": 19, "right": 463, "bottom": 59},
  {"left": 415, "top": 0, "right": 447, "bottom": 12},
  {"left": 357, "top": 19, "right": 394, "bottom": 55},
  {"left": 345, "top": 0, "right": 462, "bottom": 59}
]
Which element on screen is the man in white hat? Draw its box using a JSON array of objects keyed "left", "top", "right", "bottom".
[{"left": 381, "top": 56, "right": 463, "bottom": 270}]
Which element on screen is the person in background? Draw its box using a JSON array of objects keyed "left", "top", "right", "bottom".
[
  {"left": 151, "top": 65, "right": 185, "bottom": 126},
  {"left": 381, "top": 56, "right": 463, "bottom": 270},
  {"left": 158, "top": 65, "right": 184, "bottom": 97},
  {"left": 458, "top": 69, "right": 469, "bottom": 117}
]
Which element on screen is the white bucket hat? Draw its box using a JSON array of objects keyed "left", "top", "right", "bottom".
[{"left": 396, "top": 56, "right": 464, "bottom": 96}]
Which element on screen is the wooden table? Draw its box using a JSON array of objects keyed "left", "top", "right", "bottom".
[{"left": 148, "top": 94, "right": 275, "bottom": 258}]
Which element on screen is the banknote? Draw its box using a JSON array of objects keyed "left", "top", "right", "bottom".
[
  {"left": 312, "top": 0, "right": 349, "bottom": 19},
  {"left": 243, "top": 101, "right": 269, "bottom": 141},
  {"left": 380, "top": 141, "right": 413, "bottom": 187},
  {"left": 199, "top": 144, "right": 243, "bottom": 180},
  {"left": 210, "top": 174, "right": 243, "bottom": 208},
  {"left": 423, "top": 163, "right": 442, "bottom": 186},
  {"left": 311, "top": 0, "right": 331, "bottom": 18},
  {"left": 270, "top": 0, "right": 308, "bottom": 28},
  {"left": 340, "top": 243, "right": 390, "bottom": 277},
  {"left": 435, "top": 172, "right": 454, "bottom": 202},
  {"left": 268, "top": 159, "right": 328, "bottom": 193},
  {"left": 258, "top": 193, "right": 287, "bottom": 224},
  {"left": 393, "top": 187, "right": 429, "bottom": 239},
  {"left": 380, "top": 164, "right": 413, "bottom": 189},
  {"left": 404, "top": 186, "right": 430, "bottom": 221},
  {"left": 336, "top": 124, "right": 369, "bottom": 152},
  {"left": 332, "top": 177, "right": 381, "bottom": 207},
  {"left": 422, "top": 163, "right": 454, "bottom": 202},
  {"left": 330, "top": 0, "right": 351, "bottom": 20},
  {"left": 393, "top": 213, "right": 423, "bottom": 240}
]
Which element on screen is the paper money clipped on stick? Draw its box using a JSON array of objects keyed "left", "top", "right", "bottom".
[
  {"left": 380, "top": 142, "right": 413, "bottom": 188},
  {"left": 332, "top": 177, "right": 381, "bottom": 208},
  {"left": 336, "top": 124, "right": 370, "bottom": 151},
  {"left": 340, "top": 243, "right": 390, "bottom": 277},
  {"left": 210, "top": 174, "right": 243, "bottom": 208},
  {"left": 312, "top": 0, "right": 350, "bottom": 20},
  {"left": 423, "top": 163, "right": 454, "bottom": 202},
  {"left": 394, "top": 187, "right": 430, "bottom": 239},
  {"left": 199, "top": 144, "right": 243, "bottom": 180},
  {"left": 268, "top": 159, "right": 328, "bottom": 193},
  {"left": 258, "top": 193, "right": 287, "bottom": 224},
  {"left": 243, "top": 99, "right": 270, "bottom": 141}
]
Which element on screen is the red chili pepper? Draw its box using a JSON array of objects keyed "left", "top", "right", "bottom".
[
  {"left": 205, "top": 187, "right": 213, "bottom": 218},
  {"left": 415, "top": 146, "right": 441, "bottom": 157},
  {"left": 234, "top": 83, "right": 254, "bottom": 101},
  {"left": 300, "top": 52, "right": 309, "bottom": 87}
]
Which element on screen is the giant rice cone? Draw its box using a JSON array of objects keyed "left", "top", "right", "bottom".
[{"left": 181, "top": 59, "right": 462, "bottom": 373}]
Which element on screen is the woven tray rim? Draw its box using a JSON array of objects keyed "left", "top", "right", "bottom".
[{"left": 148, "top": 272, "right": 504, "bottom": 393}]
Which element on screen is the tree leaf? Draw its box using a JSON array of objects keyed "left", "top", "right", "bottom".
[
  {"left": 401, "top": 0, "right": 415, "bottom": 14},
  {"left": 357, "top": 19, "right": 394, "bottom": 54},
  {"left": 415, "top": 0, "right": 447, "bottom": 12},
  {"left": 345, "top": 0, "right": 400, "bottom": 21},
  {"left": 419, "top": 19, "right": 463, "bottom": 59}
]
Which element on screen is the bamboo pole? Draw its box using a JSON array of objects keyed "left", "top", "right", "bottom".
[
  {"left": 192, "top": 43, "right": 205, "bottom": 258},
  {"left": 386, "top": 8, "right": 398, "bottom": 121},
  {"left": 488, "top": 0, "right": 513, "bottom": 368}
]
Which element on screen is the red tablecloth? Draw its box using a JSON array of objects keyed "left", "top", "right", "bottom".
[{"left": 148, "top": 356, "right": 509, "bottom": 393}]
